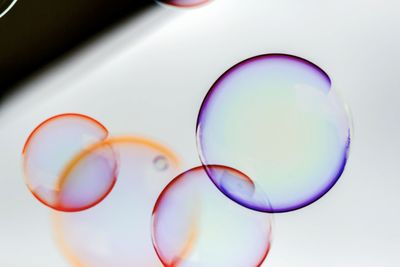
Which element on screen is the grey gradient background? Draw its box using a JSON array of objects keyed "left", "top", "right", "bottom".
[{"left": 0, "top": 0, "right": 399, "bottom": 266}]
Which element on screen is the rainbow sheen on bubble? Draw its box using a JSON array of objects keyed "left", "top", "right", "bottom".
[
  {"left": 197, "top": 54, "right": 351, "bottom": 213},
  {"left": 152, "top": 166, "right": 273, "bottom": 267},
  {"left": 157, "top": 0, "right": 211, "bottom": 8},
  {"left": 0, "top": 0, "right": 17, "bottom": 18},
  {"left": 53, "top": 136, "right": 181, "bottom": 267},
  {"left": 22, "top": 113, "right": 117, "bottom": 212}
]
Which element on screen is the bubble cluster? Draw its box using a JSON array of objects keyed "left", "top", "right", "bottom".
[
  {"left": 53, "top": 136, "right": 180, "bottom": 266},
  {"left": 22, "top": 114, "right": 117, "bottom": 212},
  {"left": 0, "top": 0, "right": 17, "bottom": 18},
  {"left": 152, "top": 166, "right": 272, "bottom": 267},
  {"left": 22, "top": 52, "right": 352, "bottom": 266},
  {"left": 197, "top": 54, "right": 351, "bottom": 212}
]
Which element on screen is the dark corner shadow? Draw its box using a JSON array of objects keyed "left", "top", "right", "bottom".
[{"left": 0, "top": 0, "right": 156, "bottom": 103}]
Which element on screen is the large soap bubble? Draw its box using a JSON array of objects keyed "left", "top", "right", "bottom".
[{"left": 197, "top": 54, "right": 351, "bottom": 212}]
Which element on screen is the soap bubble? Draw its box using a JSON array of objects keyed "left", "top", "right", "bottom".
[
  {"left": 53, "top": 136, "right": 181, "bottom": 267},
  {"left": 152, "top": 165, "right": 273, "bottom": 267},
  {"left": 153, "top": 155, "right": 169, "bottom": 171},
  {"left": 197, "top": 54, "right": 351, "bottom": 212},
  {"left": 22, "top": 113, "right": 117, "bottom": 212},
  {"left": 156, "top": 0, "right": 211, "bottom": 8}
]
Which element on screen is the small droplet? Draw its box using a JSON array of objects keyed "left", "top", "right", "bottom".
[{"left": 153, "top": 155, "right": 169, "bottom": 171}]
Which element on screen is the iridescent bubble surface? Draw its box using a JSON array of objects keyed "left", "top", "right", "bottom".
[
  {"left": 22, "top": 113, "right": 116, "bottom": 212},
  {"left": 152, "top": 166, "right": 272, "bottom": 267},
  {"left": 197, "top": 54, "right": 351, "bottom": 213},
  {"left": 0, "top": 0, "right": 17, "bottom": 18},
  {"left": 53, "top": 136, "right": 180, "bottom": 267},
  {"left": 157, "top": 0, "right": 211, "bottom": 8}
]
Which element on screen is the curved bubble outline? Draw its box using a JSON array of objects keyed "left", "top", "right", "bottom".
[
  {"left": 22, "top": 113, "right": 108, "bottom": 154},
  {"left": 156, "top": 0, "right": 212, "bottom": 8},
  {"left": 152, "top": 165, "right": 273, "bottom": 267},
  {"left": 196, "top": 53, "right": 351, "bottom": 213},
  {"left": 22, "top": 113, "right": 111, "bottom": 212},
  {"left": 52, "top": 135, "right": 181, "bottom": 267},
  {"left": 0, "top": 0, "right": 18, "bottom": 18},
  {"left": 54, "top": 137, "right": 119, "bottom": 212}
]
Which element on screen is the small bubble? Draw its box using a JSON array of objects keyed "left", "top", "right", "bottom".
[
  {"left": 152, "top": 166, "right": 272, "bottom": 266},
  {"left": 153, "top": 155, "right": 169, "bottom": 171}
]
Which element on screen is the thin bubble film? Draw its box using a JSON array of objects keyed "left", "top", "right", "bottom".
[
  {"left": 157, "top": 0, "right": 211, "bottom": 8},
  {"left": 197, "top": 54, "right": 351, "bottom": 213},
  {"left": 22, "top": 113, "right": 116, "bottom": 212},
  {"left": 53, "top": 136, "right": 180, "bottom": 267},
  {"left": 0, "top": 0, "right": 17, "bottom": 18},
  {"left": 152, "top": 166, "right": 273, "bottom": 267}
]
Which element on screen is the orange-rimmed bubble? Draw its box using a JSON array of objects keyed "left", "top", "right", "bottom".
[
  {"left": 152, "top": 166, "right": 273, "bottom": 267},
  {"left": 52, "top": 136, "right": 181, "bottom": 267},
  {"left": 22, "top": 113, "right": 116, "bottom": 212}
]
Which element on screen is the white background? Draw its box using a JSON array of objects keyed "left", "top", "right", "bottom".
[{"left": 0, "top": 0, "right": 399, "bottom": 266}]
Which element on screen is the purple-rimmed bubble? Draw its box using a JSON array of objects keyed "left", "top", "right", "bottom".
[{"left": 196, "top": 54, "right": 351, "bottom": 213}]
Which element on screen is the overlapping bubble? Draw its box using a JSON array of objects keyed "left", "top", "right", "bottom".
[
  {"left": 152, "top": 166, "right": 273, "bottom": 267},
  {"left": 22, "top": 113, "right": 117, "bottom": 212},
  {"left": 52, "top": 136, "right": 181, "bottom": 267},
  {"left": 0, "top": 0, "right": 17, "bottom": 18},
  {"left": 197, "top": 54, "right": 351, "bottom": 212}
]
